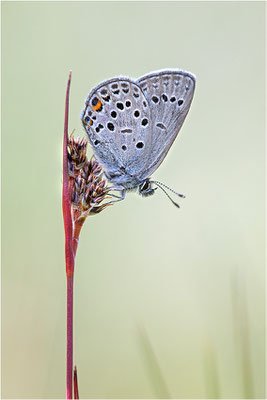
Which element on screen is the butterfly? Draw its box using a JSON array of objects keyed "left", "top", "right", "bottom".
[{"left": 81, "top": 69, "right": 196, "bottom": 206}]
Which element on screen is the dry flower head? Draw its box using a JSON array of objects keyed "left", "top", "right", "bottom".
[{"left": 67, "top": 134, "right": 112, "bottom": 219}]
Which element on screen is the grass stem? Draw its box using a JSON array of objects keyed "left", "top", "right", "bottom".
[{"left": 63, "top": 71, "right": 74, "bottom": 399}]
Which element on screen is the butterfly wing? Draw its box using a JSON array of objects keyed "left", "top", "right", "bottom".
[
  {"left": 81, "top": 77, "right": 152, "bottom": 186},
  {"left": 136, "top": 70, "right": 196, "bottom": 180}
]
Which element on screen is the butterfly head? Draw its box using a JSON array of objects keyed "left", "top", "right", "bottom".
[{"left": 139, "top": 179, "right": 156, "bottom": 197}]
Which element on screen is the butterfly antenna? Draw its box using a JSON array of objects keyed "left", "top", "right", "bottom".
[
  {"left": 151, "top": 181, "right": 181, "bottom": 208},
  {"left": 151, "top": 181, "right": 186, "bottom": 198}
]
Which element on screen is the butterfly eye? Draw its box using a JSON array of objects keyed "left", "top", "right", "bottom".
[{"left": 142, "top": 181, "right": 149, "bottom": 191}]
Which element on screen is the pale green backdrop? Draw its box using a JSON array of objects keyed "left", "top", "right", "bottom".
[{"left": 2, "top": 1, "right": 265, "bottom": 399}]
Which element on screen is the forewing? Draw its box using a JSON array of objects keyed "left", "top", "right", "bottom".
[
  {"left": 81, "top": 77, "right": 151, "bottom": 180},
  {"left": 136, "top": 70, "right": 196, "bottom": 179}
]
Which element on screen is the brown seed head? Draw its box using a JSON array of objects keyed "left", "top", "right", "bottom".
[
  {"left": 68, "top": 132, "right": 88, "bottom": 177},
  {"left": 68, "top": 134, "right": 113, "bottom": 218}
]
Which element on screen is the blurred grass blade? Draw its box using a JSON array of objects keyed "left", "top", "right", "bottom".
[
  {"left": 231, "top": 273, "right": 254, "bottom": 398},
  {"left": 138, "top": 325, "right": 171, "bottom": 398},
  {"left": 204, "top": 344, "right": 220, "bottom": 398}
]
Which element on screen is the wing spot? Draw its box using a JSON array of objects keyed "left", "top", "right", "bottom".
[
  {"left": 112, "top": 89, "right": 120, "bottom": 95},
  {"left": 121, "top": 129, "right": 132, "bottom": 134},
  {"left": 94, "top": 140, "right": 100, "bottom": 146},
  {"left": 102, "top": 95, "right": 110, "bottom": 102},
  {"left": 111, "top": 110, "right": 117, "bottom": 118},
  {"left": 122, "top": 145, "right": 127, "bottom": 151},
  {"left": 141, "top": 118, "right": 148, "bottom": 126},
  {"left": 92, "top": 97, "right": 98, "bottom": 106},
  {"left": 133, "top": 92, "right": 140, "bottom": 98},
  {"left": 163, "top": 78, "right": 170, "bottom": 87},
  {"left": 178, "top": 99, "right": 184, "bottom": 106},
  {"left": 85, "top": 116, "right": 93, "bottom": 126},
  {"left": 136, "top": 141, "right": 144, "bottom": 149},
  {"left": 162, "top": 94, "right": 168, "bottom": 102},
  {"left": 156, "top": 123, "right": 166, "bottom": 130},
  {"left": 170, "top": 96, "right": 176, "bottom": 103},
  {"left": 134, "top": 110, "right": 140, "bottom": 118},
  {"left": 107, "top": 122, "right": 115, "bottom": 131},
  {"left": 152, "top": 96, "right": 159, "bottom": 103},
  {"left": 125, "top": 100, "right": 131, "bottom": 107},
  {"left": 111, "top": 83, "right": 118, "bottom": 89},
  {"left": 95, "top": 123, "right": 104, "bottom": 133},
  {"left": 116, "top": 102, "right": 124, "bottom": 110},
  {"left": 143, "top": 101, "right": 147, "bottom": 107},
  {"left": 100, "top": 88, "right": 108, "bottom": 95}
]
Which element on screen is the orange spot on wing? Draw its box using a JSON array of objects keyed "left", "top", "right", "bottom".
[{"left": 93, "top": 100, "right": 102, "bottom": 111}]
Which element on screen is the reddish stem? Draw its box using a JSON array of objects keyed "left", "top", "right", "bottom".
[
  {"left": 66, "top": 275, "right": 74, "bottom": 399},
  {"left": 63, "top": 71, "right": 74, "bottom": 399},
  {"left": 73, "top": 218, "right": 86, "bottom": 258}
]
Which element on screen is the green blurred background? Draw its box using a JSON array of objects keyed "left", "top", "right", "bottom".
[{"left": 2, "top": 1, "right": 265, "bottom": 398}]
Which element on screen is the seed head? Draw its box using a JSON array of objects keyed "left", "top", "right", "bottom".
[
  {"left": 67, "top": 135, "right": 112, "bottom": 219},
  {"left": 68, "top": 131, "right": 88, "bottom": 177}
]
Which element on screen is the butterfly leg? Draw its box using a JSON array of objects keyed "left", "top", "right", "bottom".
[{"left": 105, "top": 188, "right": 126, "bottom": 205}]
